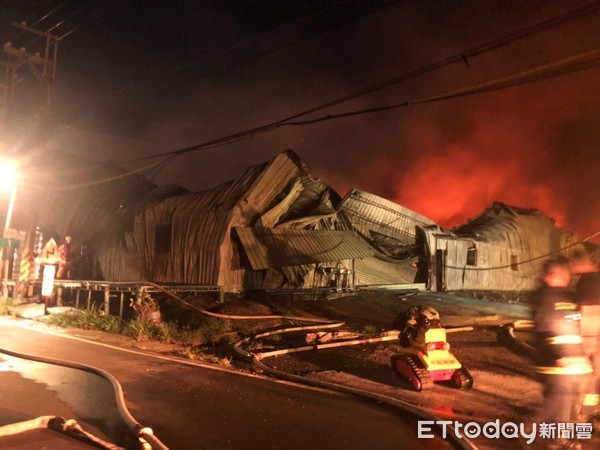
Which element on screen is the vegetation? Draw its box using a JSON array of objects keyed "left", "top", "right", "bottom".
[
  {"left": 361, "top": 324, "right": 379, "bottom": 337},
  {"left": 44, "top": 306, "right": 120, "bottom": 333},
  {"left": 0, "top": 296, "right": 14, "bottom": 315},
  {"left": 45, "top": 307, "right": 235, "bottom": 349},
  {"left": 130, "top": 291, "right": 161, "bottom": 321}
]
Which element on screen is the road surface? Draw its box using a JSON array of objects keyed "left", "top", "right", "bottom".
[{"left": 0, "top": 318, "right": 456, "bottom": 449}]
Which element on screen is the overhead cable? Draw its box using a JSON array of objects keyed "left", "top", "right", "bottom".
[
  {"left": 63, "top": 0, "right": 403, "bottom": 127},
  {"left": 124, "top": 1, "right": 600, "bottom": 163},
  {"left": 442, "top": 230, "right": 600, "bottom": 272},
  {"left": 128, "top": 47, "right": 600, "bottom": 162},
  {"left": 36, "top": 47, "right": 600, "bottom": 191},
  {"left": 27, "top": 156, "right": 172, "bottom": 191},
  {"left": 108, "top": 0, "right": 357, "bottom": 97},
  {"left": 285, "top": 47, "right": 600, "bottom": 125}
]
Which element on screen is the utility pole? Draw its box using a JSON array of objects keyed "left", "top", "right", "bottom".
[
  {"left": 2, "top": 21, "right": 64, "bottom": 141},
  {"left": 0, "top": 59, "right": 23, "bottom": 127},
  {"left": 1, "top": 21, "right": 68, "bottom": 298}
]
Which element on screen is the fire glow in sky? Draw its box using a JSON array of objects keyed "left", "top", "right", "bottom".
[{"left": 390, "top": 84, "right": 599, "bottom": 239}]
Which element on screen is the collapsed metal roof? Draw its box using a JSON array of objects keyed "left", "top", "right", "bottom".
[
  {"left": 234, "top": 227, "right": 374, "bottom": 270},
  {"left": 453, "top": 201, "right": 568, "bottom": 241},
  {"left": 25, "top": 149, "right": 439, "bottom": 290},
  {"left": 338, "top": 188, "right": 436, "bottom": 258}
]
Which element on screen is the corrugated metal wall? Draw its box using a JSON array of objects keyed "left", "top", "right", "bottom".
[
  {"left": 234, "top": 227, "right": 373, "bottom": 270},
  {"left": 442, "top": 237, "right": 536, "bottom": 291},
  {"left": 431, "top": 203, "right": 578, "bottom": 292},
  {"left": 98, "top": 150, "right": 307, "bottom": 291},
  {"left": 355, "top": 257, "right": 417, "bottom": 286}
]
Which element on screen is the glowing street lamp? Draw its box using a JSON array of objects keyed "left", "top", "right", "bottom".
[
  {"left": 0, "top": 160, "right": 17, "bottom": 232},
  {"left": 0, "top": 160, "right": 16, "bottom": 191},
  {"left": 0, "top": 159, "right": 17, "bottom": 298}
]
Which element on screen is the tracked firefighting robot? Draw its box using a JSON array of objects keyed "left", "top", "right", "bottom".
[{"left": 391, "top": 305, "right": 473, "bottom": 391}]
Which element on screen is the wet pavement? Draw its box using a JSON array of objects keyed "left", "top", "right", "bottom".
[
  {"left": 0, "top": 318, "right": 457, "bottom": 450},
  {"left": 0, "top": 353, "right": 134, "bottom": 449}
]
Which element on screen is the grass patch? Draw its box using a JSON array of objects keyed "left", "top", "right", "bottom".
[
  {"left": 361, "top": 324, "right": 379, "bottom": 337},
  {"left": 46, "top": 308, "right": 236, "bottom": 350},
  {"left": 46, "top": 307, "right": 123, "bottom": 333},
  {"left": 0, "top": 297, "right": 14, "bottom": 315}
]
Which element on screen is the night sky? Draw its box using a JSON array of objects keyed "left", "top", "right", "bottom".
[{"left": 1, "top": 0, "right": 599, "bottom": 242}]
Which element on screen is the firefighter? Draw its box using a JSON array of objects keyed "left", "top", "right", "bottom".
[
  {"left": 57, "top": 235, "right": 78, "bottom": 279},
  {"left": 534, "top": 258, "right": 592, "bottom": 449},
  {"left": 570, "top": 251, "right": 600, "bottom": 423}
]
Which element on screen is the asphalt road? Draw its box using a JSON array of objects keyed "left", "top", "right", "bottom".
[{"left": 0, "top": 318, "right": 456, "bottom": 450}]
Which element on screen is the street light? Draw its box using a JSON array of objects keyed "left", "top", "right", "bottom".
[
  {"left": 0, "top": 159, "right": 17, "bottom": 232},
  {"left": 0, "top": 159, "right": 17, "bottom": 298},
  {"left": 0, "top": 160, "right": 16, "bottom": 190}
]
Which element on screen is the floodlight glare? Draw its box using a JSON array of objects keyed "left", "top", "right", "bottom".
[{"left": 0, "top": 160, "right": 16, "bottom": 191}]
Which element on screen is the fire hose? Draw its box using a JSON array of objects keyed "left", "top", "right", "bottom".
[
  {"left": 0, "top": 415, "right": 124, "bottom": 449},
  {"left": 0, "top": 346, "right": 169, "bottom": 450},
  {"left": 57, "top": 281, "right": 482, "bottom": 448}
]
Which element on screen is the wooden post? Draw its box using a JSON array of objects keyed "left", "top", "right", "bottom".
[
  {"left": 86, "top": 289, "right": 91, "bottom": 309},
  {"left": 56, "top": 286, "right": 63, "bottom": 306},
  {"left": 104, "top": 287, "right": 109, "bottom": 316},
  {"left": 119, "top": 291, "right": 124, "bottom": 318},
  {"left": 75, "top": 288, "right": 80, "bottom": 308}
]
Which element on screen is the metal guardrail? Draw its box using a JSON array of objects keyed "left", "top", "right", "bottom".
[
  {"left": 5, "top": 279, "right": 222, "bottom": 293},
  {"left": 3, "top": 280, "right": 225, "bottom": 318}
]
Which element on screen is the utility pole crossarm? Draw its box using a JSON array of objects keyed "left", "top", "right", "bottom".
[
  {"left": 12, "top": 21, "right": 59, "bottom": 39},
  {"left": 3, "top": 42, "right": 54, "bottom": 69}
]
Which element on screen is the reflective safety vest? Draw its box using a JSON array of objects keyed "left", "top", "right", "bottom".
[
  {"left": 536, "top": 354, "right": 593, "bottom": 375},
  {"left": 583, "top": 393, "right": 600, "bottom": 406}
]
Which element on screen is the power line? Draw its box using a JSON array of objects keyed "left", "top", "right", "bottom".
[
  {"left": 121, "top": 0, "right": 600, "bottom": 163},
  {"left": 2, "top": 0, "right": 92, "bottom": 50},
  {"left": 6, "top": 0, "right": 68, "bottom": 45},
  {"left": 28, "top": 155, "right": 172, "bottom": 191},
  {"left": 292, "top": 0, "right": 600, "bottom": 116},
  {"left": 18, "top": 1, "right": 600, "bottom": 191},
  {"left": 442, "top": 230, "right": 600, "bottom": 272},
  {"left": 136, "top": 0, "right": 404, "bottom": 102},
  {"left": 108, "top": 0, "right": 357, "bottom": 97},
  {"left": 31, "top": 1, "right": 69, "bottom": 27},
  {"left": 42, "top": 46, "right": 600, "bottom": 191},
  {"left": 284, "top": 48, "right": 600, "bottom": 126},
  {"left": 125, "top": 47, "right": 600, "bottom": 165}
]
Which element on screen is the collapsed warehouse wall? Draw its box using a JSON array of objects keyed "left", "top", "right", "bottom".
[{"left": 418, "top": 202, "right": 581, "bottom": 292}]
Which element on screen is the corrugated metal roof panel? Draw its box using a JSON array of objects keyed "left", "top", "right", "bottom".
[
  {"left": 338, "top": 189, "right": 435, "bottom": 246},
  {"left": 235, "top": 227, "right": 373, "bottom": 270}
]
